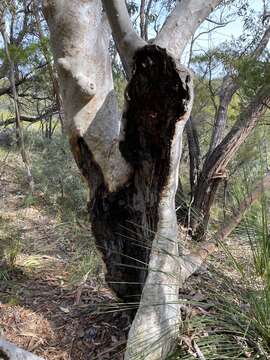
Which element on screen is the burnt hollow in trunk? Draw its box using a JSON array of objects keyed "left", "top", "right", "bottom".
[{"left": 72, "top": 45, "right": 190, "bottom": 302}]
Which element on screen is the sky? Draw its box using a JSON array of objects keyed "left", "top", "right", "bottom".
[{"left": 182, "top": 0, "right": 265, "bottom": 63}]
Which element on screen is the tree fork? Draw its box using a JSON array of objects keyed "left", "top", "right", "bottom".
[{"left": 70, "top": 45, "right": 192, "bottom": 302}]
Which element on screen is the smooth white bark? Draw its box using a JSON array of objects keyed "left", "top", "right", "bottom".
[
  {"left": 125, "top": 68, "right": 193, "bottom": 360},
  {"left": 154, "top": 0, "right": 222, "bottom": 58},
  {"left": 102, "top": 0, "right": 146, "bottom": 78},
  {"left": 0, "top": 338, "right": 44, "bottom": 360},
  {"left": 43, "top": 0, "right": 131, "bottom": 192}
]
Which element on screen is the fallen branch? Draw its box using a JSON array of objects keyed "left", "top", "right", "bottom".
[{"left": 0, "top": 338, "right": 44, "bottom": 360}]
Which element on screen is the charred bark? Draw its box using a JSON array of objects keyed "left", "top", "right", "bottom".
[{"left": 72, "top": 45, "right": 191, "bottom": 302}]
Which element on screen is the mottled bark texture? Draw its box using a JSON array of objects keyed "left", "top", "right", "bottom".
[{"left": 43, "top": 0, "right": 223, "bottom": 358}]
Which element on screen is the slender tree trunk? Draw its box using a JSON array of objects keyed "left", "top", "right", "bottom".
[
  {"left": 185, "top": 24, "right": 270, "bottom": 242},
  {"left": 33, "top": 1, "right": 64, "bottom": 133},
  {"left": 188, "top": 86, "right": 270, "bottom": 241},
  {"left": 0, "top": 10, "right": 34, "bottom": 193}
]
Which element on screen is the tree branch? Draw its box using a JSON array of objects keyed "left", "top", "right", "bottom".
[
  {"left": 207, "top": 24, "right": 270, "bottom": 155},
  {"left": 207, "top": 75, "right": 238, "bottom": 154},
  {"left": 204, "top": 86, "right": 270, "bottom": 180},
  {"left": 0, "top": 63, "right": 48, "bottom": 97},
  {"left": 0, "top": 109, "right": 58, "bottom": 126},
  {"left": 154, "top": 0, "right": 222, "bottom": 58},
  {"left": 102, "top": 0, "right": 146, "bottom": 78},
  {"left": 0, "top": 338, "right": 44, "bottom": 360},
  {"left": 43, "top": 0, "right": 131, "bottom": 192}
]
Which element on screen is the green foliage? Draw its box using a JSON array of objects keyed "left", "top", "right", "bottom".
[
  {"left": 0, "top": 216, "right": 21, "bottom": 268},
  {"left": 21, "top": 130, "right": 88, "bottom": 218},
  {"left": 244, "top": 191, "right": 270, "bottom": 276},
  {"left": 174, "top": 181, "right": 270, "bottom": 359}
]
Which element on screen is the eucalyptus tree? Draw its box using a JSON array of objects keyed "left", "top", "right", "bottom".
[
  {"left": 0, "top": 1, "right": 34, "bottom": 192},
  {"left": 0, "top": 0, "right": 60, "bottom": 135},
  {"left": 182, "top": 8, "right": 270, "bottom": 240},
  {"left": 43, "top": 0, "right": 222, "bottom": 358}
]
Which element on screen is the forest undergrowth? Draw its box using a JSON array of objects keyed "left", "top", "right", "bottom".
[{"left": 0, "top": 130, "right": 269, "bottom": 360}]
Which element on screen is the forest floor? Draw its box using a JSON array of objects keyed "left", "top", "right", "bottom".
[
  {"left": 0, "top": 144, "right": 130, "bottom": 360},
  {"left": 0, "top": 139, "right": 255, "bottom": 360}
]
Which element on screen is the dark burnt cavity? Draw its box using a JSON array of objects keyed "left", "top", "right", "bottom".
[
  {"left": 120, "top": 45, "right": 188, "bottom": 170},
  {"left": 74, "top": 45, "right": 189, "bottom": 303},
  {"left": 0, "top": 350, "right": 9, "bottom": 360}
]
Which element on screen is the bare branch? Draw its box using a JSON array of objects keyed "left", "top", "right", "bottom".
[
  {"left": 207, "top": 75, "right": 238, "bottom": 154},
  {"left": 139, "top": 0, "right": 146, "bottom": 39},
  {"left": 0, "top": 63, "right": 48, "bottom": 97},
  {"left": 0, "top": 109, "right": 58, "bottom": 126},
  {"left": 207, "top": 24, "right": 270, "bottom": 155},
  {"left": 1, "top": 0, "right": 34, "bottom": 193},
  {"left": 252, "top": 25, "right": 270, "bottom": 58},
  {"left": 0, "top": 338, "right": 44, "bottom": 360},
  {"left": 144, "top": 0, "right": 154, "bottom": 41},
  {"left": 154, "top": 0, "right": 222, "bottom": 58},
  {"left": 102, "top": 0, "right": 146, "bottom": 78},
  {"left": 205, "top": 86, "right": 270, "bottom": 179}
]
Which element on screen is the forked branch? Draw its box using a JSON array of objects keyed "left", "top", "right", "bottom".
[
  {"left": 154, "top": 0, "right": 222, "bottom": 58},
  {"left": 102, "top": 0, "right": 146, "bottom": 78}
]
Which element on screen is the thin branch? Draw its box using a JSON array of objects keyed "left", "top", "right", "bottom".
[
  {"left": 0, "top": 109, "right": 58, "bottom": 126},
  {"left": 0, "top": 6, "right": 34, "bottom": 193},
  {"left": 139, "top": 0, "right": 146, "bottom": 39},
  {"left": 144, "top": 0, "right": 154, "bottom": 41},
  {"left": 186, "top": 117, "right": 201, "bottom": 192},
  {"left": 102, "top": 0, "right": 146, "bottom": 78},
  {"left": 207, "top": 23, "right": 270, "bottom": 155},
  {"left": 204, "top": 85, "right": 270, "bottom": 179},
  {"left": 154, "top": 0, "right": 222, "bottom": 58},
  {"left": 0, "top": 62, "right": 48, "bottom": 97}
]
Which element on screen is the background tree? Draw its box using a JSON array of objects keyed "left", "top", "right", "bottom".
[{"left": 178, "top": 1, "right": 270, "bottom": 240}]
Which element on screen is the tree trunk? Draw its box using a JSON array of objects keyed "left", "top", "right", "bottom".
[
  {"left": 189, "top": 86, "right": 270, "bottom": 241},
  {"left": 43, "top": 0, "right": 225, "bottom": 357},
  {"left": 44, "top": 0, "right": 194, "bottom": 298},
  {"left": 0, "top": 7, "right": 34, "bottom": 193}
]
